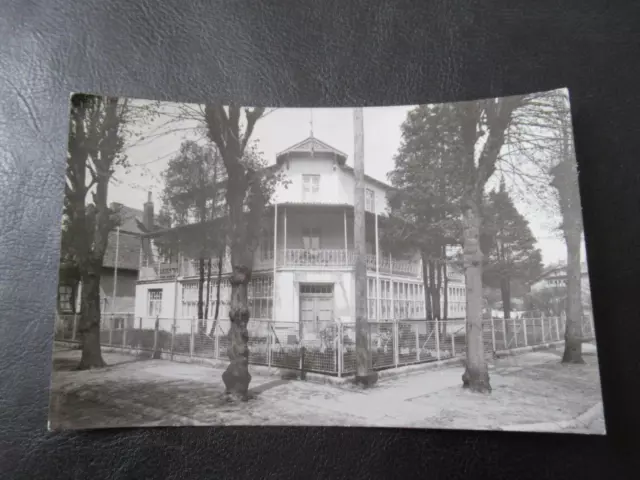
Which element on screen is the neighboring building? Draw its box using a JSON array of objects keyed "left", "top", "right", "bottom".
[
  {"left": 134, "top": 137, "right": 467, "bottom": 336},
  {"left": 528, "top": 262, "right": 592, "bottom": 312},
  {"left": 57, "top": 204, "right": 149, "bottom": 317},
  {"left": 529, "top": 263, "right": 590, "bottom": 294}
]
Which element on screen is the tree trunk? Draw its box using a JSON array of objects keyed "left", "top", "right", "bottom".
[
  {"left": 203, "top": 258, "right": 212, "bottom": 333},
  {"left": 209, "top": 246, "right": 225, "bottom": 337},
  {"left": 423, "top": 254, "right": 433, "bottom": 321},
  {"left": 562, "top": 228, "right": 584, "bottom": 363},
  {"left": 197, "top": 257, "right": 205, "bottom": 322},
  {"left": 221, "top": 184, "right": 252, "bottom": 400},
  {"left": 421, "top": 251, "right": 432, "bottom": 337},
  {"left": 442, "top": 254, "right": 449, "bottom": 344},
  {"left": 434, "top": 258, "right": 443, "bottom": 321},
  {"left": 77, "top": 267, "right": 106, "bottom": 369},
  {"left": 461, "top": 200, "right": 491, "bottom": 393},
  {"left": 500, "top": 276, "right": 512, "bottom": 320}
]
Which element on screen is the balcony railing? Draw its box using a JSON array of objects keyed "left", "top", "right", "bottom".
[
  {"left": 278, "top": 248, "right": 354, "bottom": 267},
  {"left": 139, "top": 249, "right": 421, "bottom": 281}
]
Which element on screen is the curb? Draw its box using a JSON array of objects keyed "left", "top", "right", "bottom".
[{"left": 499, "top": 401, "right": 603, "bottom": 433}]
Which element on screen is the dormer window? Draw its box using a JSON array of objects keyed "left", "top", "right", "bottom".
[{"left": 302, "top": 174, "right": 320, "bottom": 201}]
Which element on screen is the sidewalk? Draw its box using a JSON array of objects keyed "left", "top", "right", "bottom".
[{"left": 49, "top": 345, "right": 604, "bottom": 433}]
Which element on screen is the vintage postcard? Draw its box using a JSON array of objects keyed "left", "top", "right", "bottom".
[{"left": 50, "top": 89, "right": 604, "bottom": 433}]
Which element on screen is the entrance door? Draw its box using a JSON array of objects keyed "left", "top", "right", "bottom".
[{"left": 299, "top": 284, "right": 334, "bottom": 342}]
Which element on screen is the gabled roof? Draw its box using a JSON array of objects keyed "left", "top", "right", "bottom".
[
  {"left": 276, "top": 136, "right": 348, "bottom": 164},
  {"left": 110, "top": 204, "right": 145, "bottom": 234},
  {"left": 102, "top": 230, "right": 141, "bottom": 271},
  {"left": 529, "top": 262, "right": 589, "bottom": 286}
]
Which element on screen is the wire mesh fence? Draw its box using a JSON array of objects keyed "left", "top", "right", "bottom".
[{"left": 55, "top": 312, "right": 596, "bottom": 377}]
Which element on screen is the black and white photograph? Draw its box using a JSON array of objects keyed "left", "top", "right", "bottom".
[{"left": 49, "top": 88, "right": 603, "bottom": 433}]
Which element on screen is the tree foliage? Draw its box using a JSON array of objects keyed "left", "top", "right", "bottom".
[
  {"left": 385, "top": 104, "right": 466, "bottom": 323},
  {"left": 482, "top": 178, "right": 543, "bottom": 319},
  {"left": 158, "top": 140, "right": 227, "bottom": 329}
]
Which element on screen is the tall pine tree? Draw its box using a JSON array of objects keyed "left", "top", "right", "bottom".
[
  {"left": 386, "top": 104, "right": 465, "bottom": 328},
  {"left": 482, "top": 178, "right": 543, "bottom": 319}
]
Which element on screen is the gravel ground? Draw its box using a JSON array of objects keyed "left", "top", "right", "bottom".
[{"left": 49, "top": 345, "right": 604, "bottom": 434}]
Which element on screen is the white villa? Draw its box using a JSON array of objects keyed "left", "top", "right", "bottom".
[{"left": 134, "top": 137, "right": 467, "bottom": 335}]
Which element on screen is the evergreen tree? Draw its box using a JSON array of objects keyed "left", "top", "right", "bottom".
[
  {"left": 385, "top": 104, "right": 465, "bottom": 328},
  {"left": 482, "top": 178, "right": 543, "bottom": 319}
]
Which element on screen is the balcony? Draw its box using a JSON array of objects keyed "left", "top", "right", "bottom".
[
  {"left": 138, "top": 249, "right": 421, "bottom": 282},
  {"left": 275, "top": 248, "right": 420, "bottom": 277}
]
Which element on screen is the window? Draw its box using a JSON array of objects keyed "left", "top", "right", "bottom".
[
  {"left": 58, "top": 285, "right": 74, "bottom": 313},
  {"left": 302, "top": 174, "right": 320, "bottom": 200},
  {"left": 147, "top": 289, "right": 163, "bottom": 317},
  {"left": 249, "top": 276, "right": 273, "bottom": 319},
  {"left": 365, "top": 188, "right": 375, "bottom": 212},
  {"left": 261, "top": 230, "right": 274, "bottom": 261},
  {"left": 302, "top": 227, "right": 321, "bottom": 250}
]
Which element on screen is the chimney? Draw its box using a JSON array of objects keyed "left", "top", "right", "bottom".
[{"left": 143, "top": 191, "right": 154, "bottom": 231}]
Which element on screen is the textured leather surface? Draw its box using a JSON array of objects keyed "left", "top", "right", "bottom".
[{"left": 1, "top": 0, "right": 639, "bottom": 477}]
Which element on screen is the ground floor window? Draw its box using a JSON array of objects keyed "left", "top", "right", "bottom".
[
  {"left": 248, "top": 276, "right": 273, "bottom": 319},
  {"left": 58, "top": 285, "right": 74, "bottom": 313},
  {"left": 367, "top": 278, "right": 425, "bottom": 320},
  {"left": 147, "top": 289, "right": 162, "bottom": 317},
  {"left": 181, "top": 275, "right": 273, "bottom": 321}
]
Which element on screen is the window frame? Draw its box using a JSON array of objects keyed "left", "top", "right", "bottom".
[
  {"left": 147, "top": 288, "right": 163, "bottom": 318},
  {"left": 365, "top": 188, "right": 375, "bottom": 212},
  {"left": 302, "top": 226, "right": 321, "bottom": 250},
  {"left": 302, "top": 174, "right": 321, "bottom": 200}
]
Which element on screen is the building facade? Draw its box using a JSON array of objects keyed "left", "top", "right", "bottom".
[
  {"left": 134, "top": 137, "right": 467, "bottom": 335},
  {"left": 58, "top": 204, "right": 149, "bottom": 317}
]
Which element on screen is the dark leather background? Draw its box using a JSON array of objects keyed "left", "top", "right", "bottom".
[{"left": 1, "top": 0, "right": 640, "bottom": 477}]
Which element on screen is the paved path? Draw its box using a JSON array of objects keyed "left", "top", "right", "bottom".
[{"left": 49, "top": 346, "right": 604, "bottom": 433}]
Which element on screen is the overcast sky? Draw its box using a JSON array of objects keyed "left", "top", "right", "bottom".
[{"left": 109, "top": 102, "right": 586, "bottom": 266}]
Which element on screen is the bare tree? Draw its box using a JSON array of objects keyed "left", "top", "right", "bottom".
[
  {"left": 64, "top": 95, "right": 135, "bottom": 369},
  {"left": 203, "top": 104, "right": 279, "bottom": 399},
  {"left": 455, "top": 95, "right": 529, "bottom": 393}
]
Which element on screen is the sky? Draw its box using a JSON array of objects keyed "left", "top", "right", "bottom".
[{"left": 109, "top": 101, "right": 585, "bottom": 267}]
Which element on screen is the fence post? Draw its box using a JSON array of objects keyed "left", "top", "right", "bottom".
[
  {"left": 522, "top": 318, "right": 528, "bottom": 346},
  {"left": 189, "top": 317, "right": 195, "bottom": 358},
  {"left": 415, "top": 325, "right": 420, "bottom": 362},
  {"left": 502, "top": 317, "right": 507, "bottom": 349},
  {"left": 170, "top": 317, "right": 176, "bottom": 360},
  {"left": 122, "top": 321, "right": 127, "bottom": 350},
  {"left": 541, "top": 314, "right": 546, "bottom": 343},
  {"left": 152, "top": 316, "right": 159, "bottom": 359},
  {"left": 490, "top": 317, "right": 496, "bottom": 352},
  {"left": 393, "top": 320, "right": 399, "bottom": 367},
  {"left": 435, "top": 320, "right": 441, "bottom": 361},
  {"left": 338, "top": 323, "right": 343, "bottom": 378},
  {"left": 555, "top": 316, "right": 560, "bottom": 341},
  {"left": 267, "top": 321, "right": 272, "bottom": 371},
  {"left": 72, "top": 314, "right": 78, "bottom": 342},
  {"left": 451, "top": 334, "right": 456, "bottom": 356},
  {"left": 214, "top": 323, "right": 220, "bottom": 360},
  {"left": 512, "top": 318, "right": 517, "bottom": 348}
]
